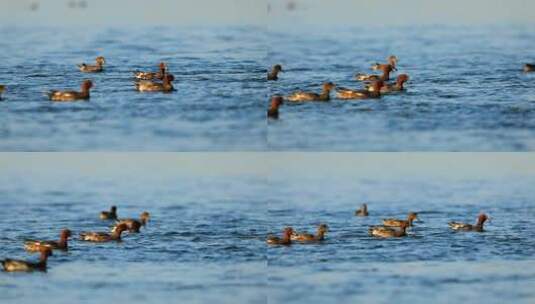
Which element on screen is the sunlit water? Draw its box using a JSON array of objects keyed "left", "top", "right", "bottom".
[
  {"left": 1, "top": 168, "right": 534, "bottom": 303},
  {"left": 267, "top": 25, "right": 535, "bottom": 151},
  {"left": 0, "top": 26, "right": 266, "bottom": 151}
]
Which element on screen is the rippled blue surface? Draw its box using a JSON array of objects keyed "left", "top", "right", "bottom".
[
  {"left": 267, "top": 25, "right": 535, "bottom": 151},
  {"left": 1, "top": 157, "right": 534, "bottom": 303},
  {"left": 0, "top": 26, "right": 265, "bottom": 151}
]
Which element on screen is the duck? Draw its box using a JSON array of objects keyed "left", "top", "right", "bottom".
[
  {"left": 111, "top": 211, "right": 150, "bottom": 233},
  {"left": 355, "top": 203, "right": 369, "bottom": 216},
  {"left": 336, "top": 80, "right": 384, "bottom": 100},
  {"left": 367, "top": 74, "right": 409, "bottom": 93},
  {"left": 77, "top": 56, "right": 105, "bottom": 72},
  {"left": 80, "top": 223, "right": 128, "bottom": 242},
  {"left": 266, "top": 227, "right": 294, "bottom": 245},
  {"left": 267, "top": 64, "right": 283, "bottom": 80},
  {"left": 134, "top": 62, "right": 167, "bottom": 80},
  {"left": 291, "top": 224, "right": 328, "bottom": 242},
  {"left": 0, "top": 85, "right": 5, "bottom": 100},
  {"left": 369, "top": 222, "right": 409, "bottom": 238},
  {"left": 100, "top": 205, "right": 118, "bottom": 220},
  {"left": 383, "top": 212, "right": 418, "bottom": 227},
  {"left": 286, "top": 82, "right": 335, "bottom": 102},
  {"left": 524, "top": 64, "right": 535, "bottom": 73},
  {"left": 1, "top": 247, "right": 52, "bottom": 272},
  {"left": 267, "top": 96, "right": 283, "bottom": 119},
  {"left": 371, "top": 55, "right": 398, "bottom": 71},
  {"left": 46, "top": 80, "right": 93, "bottom": 101},
  {"left": 135, "top": 74, "right": 175, "bottom": 92},
  {"left": 24, "top": 229, "right": 72, "bottom": 252},
  {"left": 449, "top": 213, "right": 489, "bottom": 232},
  {"left": 355, "top": 65, "right": 394, "bottom": 82}
]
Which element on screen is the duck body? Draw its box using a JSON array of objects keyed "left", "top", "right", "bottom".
[
  {"left": 24, "top": 229, "right": 72, "bottom": 252},
  {"left": 47, "top": 80, "right": 93, "bottom": 102},
  {"left": 80, "top": 223, "right": 128, "bottom": 242},
  {"left": 367, "top": 74, "right": 409, "bottom": 94},
  {"left": 100, "top": 205, "right": 118, "bottom": 220},
  {"left": 266, "top": 227, "right": 293, "bottom": 245},
  {"left": 336, "top": 81, "right": 383, "bottom": 100},
  {"left": 355, "top": 65, "right": 394, "bottom": 82},
  {"left": 78, "top": 56, "right": 105, "bottom": 73},
  {"left": 134, "top": 62, "right": 167, "bottom": 80},
  {"left": 371, "top": 55, "right": 398, "bottom": 71},
  {"left": 0, "top": 85, "right": 5, "bottom": 100},
  {"left": 111, "top": 212, "right": 148, "bottom": 233},
  {"left": 267, "top": 64, "right": 283, "bottom": 80},
  {"left": 286, "top": 82, "right": 335, "bottom": 102},
  {"left": 369, "top": 223, "right": 408, "bottom": 238},
  {"left": 355, "top": 203, "right": 369, "bottom": 216},
  {"left": 1, "top": 248, "right": 52, "bottom": 272},
  {"left": 135, "top": 74, "right": 175, "bottom": 92},
  {"left": 383, "top": 212, "right": 418, "bottom": 227},
  {"left": 449, "top": 214, "right": 488, "bottom": 232},
  {"left": 524, "top": 64, "right": 535, "bottom": 72},
  {"left": 291, "top": 224, "right": 328, "bottom": 242}
]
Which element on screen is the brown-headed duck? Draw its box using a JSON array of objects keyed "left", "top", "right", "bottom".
[
  {"left": 524, "top": 64, "right": 535, "bottom": 73},
  {"left": 291, "top": 224, "right": 328, "bottom": 242},
  {"left": 111, "top": 211, "right": 149, "bottom": 233},
  {"left": 268, "top": 64, "right": 283, "bottom": 80},
  {"left": 267, "top": 96, "right": 283, "bottom": 119},
  {"left": 78, "top": 56, "right": 105, "bottom": 72},
  {"left": 355, "top": 65, "right": 394, "bottom": 82},
  {"left": 368, "top": 74, "right": 409, "bottom": 94},
  {"left": 100, "top": 205, "right": 118, "bottom": 220},
  {"left": 369, "top": 222, "right": 409, "bottom": 238},
  {"left": 371, "top": 55, "right": 398, "bottom": 71},
  {"left": 134, "top": 62, "right": 167, "bottom": 80},
  {"left": 355, "top": 203, "right": 369, "bottom": 216},
  {"left": 80, "top": 223, "right": 128, "bottom": 242},
  {"left": 383, "top": 212, "right": 418, "bottom": 227},
  {"left": 286, "top": 82, "right": 335, "bottom": 102},
  {"left": 24, "top": 229, "right": 72, "bottom": 252},
  {"left": 336, "top": 80, "right": 384, "bottom": 100},
  {"left": 0, "top": 85, "right": 5, "bottom": 100},
  {"left": 449, "top": 213, "right": 489, "bottom": 232},
  {"left": 135, "top": 74, "right": 175, "bottom": 92},
  {"left": 47, "top": 80, "right": 93, "bottom": 101},
  {"left": 266, "top": 227, "right": 294, "bottom": 245},
  {"left": 1, "top": 247, "right": 52, "bottom": 272}
]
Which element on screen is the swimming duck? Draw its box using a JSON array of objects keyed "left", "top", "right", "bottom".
[
  {"left": 286, "top": 82, "right": 335, "bottom": 102},
  {"left": 267, "top": 96, "right": 283, "bottom": 119},
  {"left": 80, "top": 223, "right": 128, "bottom": 242},
  {"left": 1, "top": 247, "right": 52, "bottom": 272},
  {"left": 100, "top": 205, "right": 118, "bottom": 220},
  {"left": 47, "top": 80, "right": 93, "bottom": 101},
  {"left": 24, "top": 229, "right": 72, "bottom": 252},
  {"left": 268, "top": 64, "right": 283, "bottom": 80},
  {"left": 134, "top": 62, "right": 167, "bottom": 80},
  {"left": 355, "top": 65, "right": 394, "bottom": 82},
  {"left": 448, "top": 213, "right": 489, "bottom": 232},
  {"left": 111, "top": 211, "right": 149, "bottom": 233},
  {"left": 0, "top": 85, "right": 5, "bottom": 100},
  {"left": 77, "top": 56, "right": 105, "bottom": 72},
  {"left": 371, "top": 55, "right": 398, "bottom": 71},
  {"left": 336, "top": 80, "right": 384, "bottom": 100},
  {"left": 291, "top": 224, "right": 328, "bottom": 242},
  {"left": 383, "top": 212, "right": 418, "bottom": 227},
  {"left": 367, "top": 74, "right": 409, "bottom": 94},
  {"left": 266, "top": 227, "right": 294, "bottom": 245},
  {"left": 369, "top": 222, "right": 409, "bottom": 238},
  {"left": 135, "top": 74, "right": 175, "bottom": 92},
  {"left": 355, "top": 203, "right": 369, "bottom": 216},
  {"left": 524, "top": 64, "right": 535, "bottom": 72}
]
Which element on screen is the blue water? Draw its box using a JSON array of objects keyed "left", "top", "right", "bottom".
[
  {"left": 1, "top": 157, "right": 535, "bottom": 303},
  {"left": 0, "top": 26, "right": 266, "bottom": 151},
  {"left": 267, "top": 24, "right": 535, "bottom": 151}
]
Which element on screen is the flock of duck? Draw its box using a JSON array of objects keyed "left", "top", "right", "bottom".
[
  {"left": 1, "top": 206, "right": 149, "bottom": 272},
  {"left": 0, "top": 57, "right": 175, "bottom": 102},
  {"left": 266, "top": 57, "right": 535, "bottom": 119},
  {"left": 267, "top": 203, "right": 490, "bottom": 245}
]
